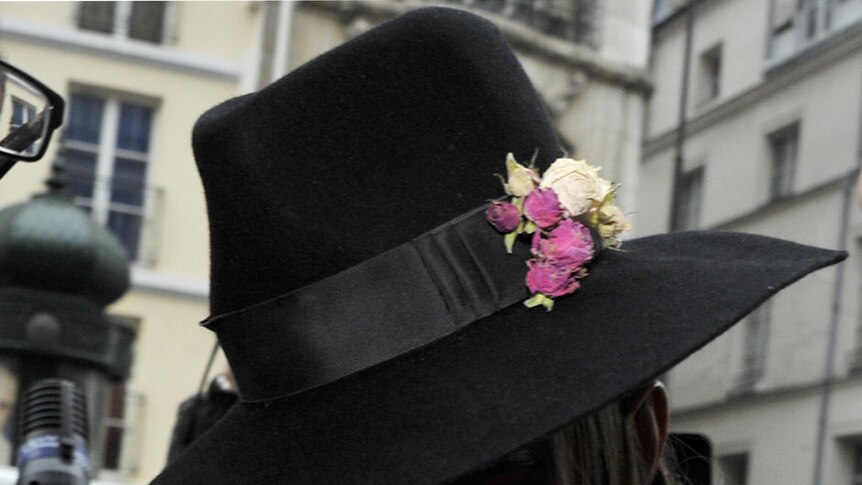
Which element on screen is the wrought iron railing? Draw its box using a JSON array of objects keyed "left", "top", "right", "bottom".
[
  {"left": 63, "top": 172, "right": 164, "bottom": 267},
  {"left": 768, "top": 0, "right": 862, "bottom": 66},
  {"left": 430, "top": 0, "right": 599, "bottom": 46}
]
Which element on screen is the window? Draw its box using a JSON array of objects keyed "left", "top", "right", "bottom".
[
  {"left": 697, "top": 44, "right": 722, "bottom": 104},
  {"left": 99, "top": 315, "right": 143, "bottom": 476},
  {"left": 77, "top": 1, "right": 167, "bottom": 44},
  {"left": 11, "top": 97, "right": 36, "bottom": 129},
  {"left": 99, "top": 383, "right": 144, "bottom": 475},
  {"left": 853, "top": 441, "right": 862, "bottom": 485},
  {"left": 719, "top": 453, "right": 750, "bottom": 485},
  {"left": 10, "top": 97, "right": 39, "bottom": 158},
  {"left": 448, "top": 0, "right": 597, "bottom": 44},
  {"left": 672, "top": 166, "right": 704, "bottom": 231},
  {"left": 60, "top": 92, "right": 155, "bottom": 261},
  {"left": 769, "top": 123, "right": 799, "bottom": 200},
  {"left": 652, "top": 0, "right": 687, "bottom": 25},
  {"left": 737, "top": 300, "right": 772, "bottom": 392},
  {"left": 772, "top": 0, "right": 797, "bottom": 34}
]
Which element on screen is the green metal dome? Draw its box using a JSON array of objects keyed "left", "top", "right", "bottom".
[
  {"left": 0, "top": 179, "right": 135, "bottom": 380},
  {"left": 0, "top": 192, "right": 129, "bottom": 305}
]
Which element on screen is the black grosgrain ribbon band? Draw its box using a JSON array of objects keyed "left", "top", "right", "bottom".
[{"left": 203, "top": 206, "right": 535, "bottom": 402}]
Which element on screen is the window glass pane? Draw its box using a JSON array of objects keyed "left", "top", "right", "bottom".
[
  {"left": 673, "top": 167, "right": 703, "bottom": 231},
  {"left": 10, "top": 98, "right": 39, "bottom": 157},
  {"left": 116, "top": 103, "right": 152, "bottom": 153},
  {"left": 11, "top": 98, "right": 36, "bottom": 127},
  {"left": 78, "top": 1, "right": 116, "bottom": 34},
  {"left": 719, "top": 453, "right": 749, "bottom": 485},
  {"left": 111, "top": 157, "right": 146, "bottom": 206},
  {"left": 128, "top": 1, "right": 166, "bottom": 43},
  {"left": 108, "top": 210, "right": 142, "bottom": 259},
  {"left": 60, "top": 147, "right": 98, "bottom": 200},
  {"left": 102, "top": 425, "right": 124, "bottom": 470},
  {"left": 769, "top": 124, "right": 799, "bottom": 200},
  {"left": 66, "top": 94, "right": 105, "bottom": 144}
]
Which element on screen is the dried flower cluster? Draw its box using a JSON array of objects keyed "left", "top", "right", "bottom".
[{"left": 486, "top": 153, "right": 631, "bottom": 310}]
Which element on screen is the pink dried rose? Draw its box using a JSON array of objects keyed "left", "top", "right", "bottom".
[
  {"left": 525, "top": 259, "right": 581, "bottom": 298},
  {"left": 485, "top": 201, "right": 521, "bottom": 233},
  {"left": 535, "top": 219, "right": 594, "bottom": 270},
  {"left": 523, "top": 188, "right": 564, "bottom": 228}
]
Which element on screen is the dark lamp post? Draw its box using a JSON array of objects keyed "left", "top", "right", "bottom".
[{"left": 0, "top": 164, "right": 136, "bottom": 474}]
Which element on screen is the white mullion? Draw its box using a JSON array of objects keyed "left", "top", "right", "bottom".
[
  {"left": 113, "top": 147, "right": 149, "bottom": 161},
  {"left": 63, "top": 139, "right": 101, "bottom": 153},
  {"left": 110, "top": 202, "right": 146, "bottom": 216},
  {"left": 115, "top": 1, "right": 131, "bottom": 39},
  {"left": 94, "top": 99, "right": 120, "bottom": 225}
]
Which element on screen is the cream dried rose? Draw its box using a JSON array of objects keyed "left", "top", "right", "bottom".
[
  {"left": 503, "top": 153, "right": 539, "bottom": 197},
  {"left": 540, "top": 158, "right": 612, "bottom": 216}
]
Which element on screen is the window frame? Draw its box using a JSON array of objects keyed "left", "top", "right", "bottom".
[
  {"left": 76, "top": 1, "right": 171, "bottom": 45},
  {"left": 768, "top": 122, "right": 800, "bottom": 201},
  {"left": 60, "top": 89, "right": 158, "bottom": 262},
  {"left": 718, "top": 452, "right": 750, "bottom": 485},
  {"left": 697, "top": 43, "right": 723, "bottom": 105},
  {"left": 739, "top": 300, "right": 772, "bottom": 391},
  {"left": 672, "top": 165, "right": 705, "bottom": 232}
]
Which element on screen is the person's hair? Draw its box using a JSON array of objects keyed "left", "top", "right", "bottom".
[
  {"left": 548, "top": 400, "right": 676, "bottom": 485},
  {"left": 455, "top": 392, "right": 678, "bottom": 484}
]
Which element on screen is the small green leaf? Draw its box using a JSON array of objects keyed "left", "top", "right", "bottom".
[
  {"left": 523, "top": 294, "right": 545, "bottom": 308},
  {"left": 524, "top": 294, "right": 556, "bottom": 311},
  {"left": 504, "top": 231, "right": 517, "bottom": 253},
  {"left": 514, "top": 196, "right": 524, "bottom": 211},
  {"left": 524, "top": 221, "right": 537, "bottom": 234}
]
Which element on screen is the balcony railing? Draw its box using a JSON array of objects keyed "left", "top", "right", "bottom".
[
  {"left": 429, "top": 0, "right": 599, "bottom": 46},
  {"left": 64, "top": 172, "right": 164, "bottom": 267}
]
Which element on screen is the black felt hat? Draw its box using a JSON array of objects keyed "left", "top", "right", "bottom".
[{"left": 152, "top": 7, "right": 846, "bottom": 485}]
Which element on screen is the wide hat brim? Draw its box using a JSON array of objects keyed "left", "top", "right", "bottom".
[{"left": 151, "top": 231, "right": 845, "bottom": 484}]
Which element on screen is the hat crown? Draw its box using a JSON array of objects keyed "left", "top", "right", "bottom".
[{"left": 193, "top": 7, "right": 561, "bottom": 315}]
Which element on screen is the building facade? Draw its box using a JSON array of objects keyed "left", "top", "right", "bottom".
[
  {"left": 0, "top": 2, "right": 263, "bottom": 482},
  {"left": 644, "top": 0, "right": 862, "bottom": 483},
  {"left": 1, "top": 1, "right": 652, "bottom": 483},
  {"left": 285, "top": 0, "right": 652, "bottom": 210}
]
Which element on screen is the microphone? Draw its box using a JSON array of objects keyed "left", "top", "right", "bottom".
[{"left": 16, "top": 379, "right": 90, "bottom": 485}]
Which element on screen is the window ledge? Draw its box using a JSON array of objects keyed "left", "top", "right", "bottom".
[
  {"left": 726, "top": 373, "right": 764, "bottom": 399},
  {"left": 848, "top": 348, "right": 862, "bottom": 375},
  {"left": 0, "top": 18, "right": 241, "bottom": 81},
  {"left": 130, "top": 267, "right": 209, "bottom": 299}
]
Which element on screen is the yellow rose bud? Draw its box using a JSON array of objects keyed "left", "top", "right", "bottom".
[
  {"left": 503, "top": 153, "right": 539, "bottom": 197},
  {"left": 597, "top": 204, "right": 631, "bottom": 239}
]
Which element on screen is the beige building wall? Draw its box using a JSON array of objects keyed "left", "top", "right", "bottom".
[
  {"left": 644, "top": 0, "right": 862, "bottom": 483},
  {"left": 0, "top": 2, "right": 260, "bottom": 482}
]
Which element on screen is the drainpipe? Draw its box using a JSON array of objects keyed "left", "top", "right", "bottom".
[
  {"left": 668, "top": 0, "right": 696, "bottom": 232},
  {"left": 811, "top": 51, "right": 862, "bottom": 485},
  {"left": 271, "top": 0, "right": 295, "bottom": 82}
]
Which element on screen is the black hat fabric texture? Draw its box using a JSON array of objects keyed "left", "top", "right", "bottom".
[{"left": 151, "top": 7, "right": 847, "bottom": 485}]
